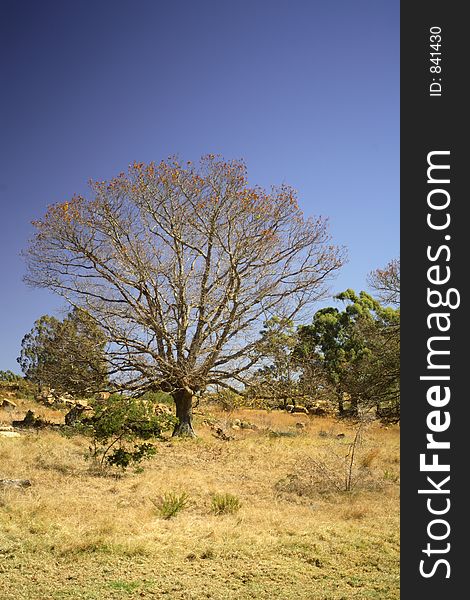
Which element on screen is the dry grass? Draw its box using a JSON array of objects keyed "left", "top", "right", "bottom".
[{"left": 0, "top": 399, "right": 399, "bottom": 599}]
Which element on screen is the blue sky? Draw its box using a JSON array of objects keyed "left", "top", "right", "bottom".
[{"left": 0, "top": 0, "right": 399, "bottom": 373}]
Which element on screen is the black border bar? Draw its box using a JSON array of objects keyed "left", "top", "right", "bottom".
[{"left": 401, "top": 2, "right": 467, "bottom": 596}]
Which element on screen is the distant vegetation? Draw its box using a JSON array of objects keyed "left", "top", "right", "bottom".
[{"left": 0, "top": 370, "right": 23, "bottom": 382}]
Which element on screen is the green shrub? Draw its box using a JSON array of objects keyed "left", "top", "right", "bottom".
[
  {"left": 105, "top": 443, "right": 157, "bottom": 470},
  {"left": 73, "top": 394, "right": 176, "bottom": 471},
  {"left": 211, "top": 493, "right": 241, "bottom": 515},
  {"left": 138, "top": 390, "right": 173, "bottom": 405},
  {"left": 154, "top": 491, "right": 189, "bottom": 519}
]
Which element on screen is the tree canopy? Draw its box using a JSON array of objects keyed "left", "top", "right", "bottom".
[
  {"left": 367, "top": 258, "right": 400, "bottom": 307},
  {"left": 24, "top": 155, "right": 345, "bottom": 434},
  {"left": 296, "top": 290, "right": 400, "bottom": 416},
  {"left": 18, "top": 308, "right": 108, "bottom": 396}
]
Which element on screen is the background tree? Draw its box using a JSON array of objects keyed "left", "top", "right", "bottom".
[
  {"left": 367, "top": 258, "right": 400, "bottom": 306},
  {"left": 247, "top": 316, "right": 299, "bottom": 408},
  {"left": 296, "top": 290, "right": 399, "bottom": 417},
  {"left": 18, "top": 308, "right": 108, "bottom": 396},
  {"left": 24, "top": 155, "right": 345, "bottom": 435},
  {"left": 0, "top": 370, "right": 23, "bottom": 382}
]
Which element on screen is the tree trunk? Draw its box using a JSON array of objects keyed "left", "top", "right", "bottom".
[
  {"left": 337, "top": 390, "right": 344, "bottom": 415},
  {"left": 172, "top": 388, "right": 196, "bottom": 437},
  {"left": 349, "top": 397, "right": 359, "bottom": 417}
]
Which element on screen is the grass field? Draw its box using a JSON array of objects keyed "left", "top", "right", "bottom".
[{"left": 0, "top": 400, "right": 399, "bottom": 600}]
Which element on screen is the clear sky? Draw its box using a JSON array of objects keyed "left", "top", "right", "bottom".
[{"left": 0, "top": 0, "right": 399, "bottom": 373}]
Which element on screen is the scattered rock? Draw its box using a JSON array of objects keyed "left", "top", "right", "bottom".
[
  {"left": 12, "top": 410, "right": 37, "bottom": 428},
  {"left": 65, "top": 405, "right": 93, "bottom": 426},
  {"left": 1, "top": 398, "right": 17, "bottom": 411},
  {"left": 153, "top": 403, "right": 172, "bottom": 416},
  {"left": 0, "top": 479, "right": 31, "bottom": 489},
  {"left": 36, "top": 387, "right": 77, "bottom": 407},
  {"left": 58, "top": 395, "right": 75, "bottom": 407},
  {"left": 290, "top": 405, "right": 309, "bottom": 415},
  {"left": 12, "top": 410, "right": 50, "bottom": 429},
  {"left": 0, "top": 431, "right": 21, "bottom": 438},
  {"left": 212, "top": 427, "right": 234, "bottom": 441},
  {"left": 268, "top": 430, "right": 297, "bottom": 438},
  {"left": 308, "top": 407, "right": 327, "bottom": 416}
]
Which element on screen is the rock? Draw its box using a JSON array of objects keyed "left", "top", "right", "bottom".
[
  {"left": 231, "top": 424, "right": 240, "bottom": 430},
  {"left": 291, "top": 406, "right": 309, "bottom": 415},
  {"left": 154, "top": 403, "right": 172, "bottom": 415},
  {"left": 12, "top": 410, "right": 37, "bottom": 428},
  {"left": 212, "top": 427, "right": 234, "bottom": 441},
  {"left": 65, "top": 405, "right": 92, "bottom": 426},
  {"left": 0, "top": 425, "right": 14, "bottom": 431},
  {"left": 268, "top": 430, "right": 297, "bottom": 438},
  {"left": 296, "top": 422, "right": 306, "bottom": 429},
  {"left": 239, "top": 421, "right": 258, "bottom": 430},
  {"left": 96, "top": 391, "right": 111, "bottom": 401},
  {"left": 12, "top": 410, "right": 49, "bottom": 429},
  {"left": 336, "top": 433, "right": 345, "bottom": 439},
  {"left": 1, "top": 398, "right": 17, "bottom": 411},
  {"left": 308, "top": 407, "right": 327, "bottom": 416},
  {"left": 38, "top": 386, "right": 51, "bottom": 399},
  {"left": 0, "top": 431, "right": 21, "bottom": 438},
  {"left": 232, "top": 418, "right": 241, "bottom": 427},
  {"left": 58, "top": 395, "right": 75, "bottom": 407},
  {"left": 285, "top": 404, "right": 295, "bottom": 412},
  {"left": 0, "top": 479, "right": 31, "bottom": 488}
]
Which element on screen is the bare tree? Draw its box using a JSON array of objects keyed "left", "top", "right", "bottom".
[
  {"left": 367, "top": 258, "right": 400, "bottom": 307},
  {"left": 24, "top": 155, "right": 345, "bottom": 435}
]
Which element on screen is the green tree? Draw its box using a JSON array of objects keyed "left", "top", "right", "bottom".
[
  {"left": 296, "top": 290, "right": 400, "bottom": 417},
  {"left": 18, "top": 308, "right": 108, "bottom": 396},
  {"left": 0, "top": 370, "right": 23, "bottom": 382},
  {"left": 248, "top": 316, "right": 299, "bottom": 408}
]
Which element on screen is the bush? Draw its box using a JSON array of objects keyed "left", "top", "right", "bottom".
[
  {"left": 276, "top": 422, "right": 380, "bottom": 495},
  {"left": 105, "top": 443, "right": 157, "bottom": 470},
  {"left": 73, "top": 394, "right": 176, "bottom": 471},
  {"left": 154, "top": 491, "right": 189, "bottom": 519},
  {"left": 138, "top": 390, "right": 173, "bottom": 405},
  {"left": 211, "top": 493, "right": 241, "bottom": 515},
  {"left": 0, "top": 376, "right": 36, "bottom": 400}
]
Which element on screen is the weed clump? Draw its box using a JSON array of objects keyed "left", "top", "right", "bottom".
[
  {"left": 153, "top": 491, "right": 189, "bottom": 519},
  {"left": 211, "top": 493, "right": 241, "bottom": 515}
]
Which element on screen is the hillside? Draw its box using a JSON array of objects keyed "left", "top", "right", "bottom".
[{"left": 0, "top": 396, "right": 399, "bottom": 600}]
